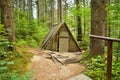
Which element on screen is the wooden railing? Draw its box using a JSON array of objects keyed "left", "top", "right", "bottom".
[{"left": 90, "top": 35, "right": 120, "bottom": 80}]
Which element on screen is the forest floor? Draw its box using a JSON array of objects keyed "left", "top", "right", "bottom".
[{"left": 27, "top": 48, "right": 85, "bottom": 80}]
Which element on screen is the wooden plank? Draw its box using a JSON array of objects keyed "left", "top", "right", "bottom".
[
  {"left": 107, "top": 41, "right": 113, "bottom": 80},
  {"left": 59, "top": 30, "right": 69, "bottom": 37},
  {"left": 59, "top": 30, "right": 69, "bottom": 52},
  {"left": 90, "top": 35, "right": 120, "bottom": 42},
  {"left": 52, "top": 35, "right": 57, "bottom": 51},
  {"left": 58, "top": 36, "right": 70, "bottom": 38},
  {"left": 59, "top": 38, "right": 69, "bottom": 52}
]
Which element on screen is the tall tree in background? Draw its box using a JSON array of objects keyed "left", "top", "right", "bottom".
[
  {"left": 37, "top": 0, "right": 43, "bottom": 26},
  {"left": 90, "top": 0, "right": 107, "bottom": 55},
  {"left": 22, "top": 0, "right": 26, "bottom": 12},
  {"left": 108, "top": 0, "right": 110, "bottom": 37},
  {"left": 28, "top": 0, "right": 33, "bottom": 18},
  {"left": 44, "top": 0, "right": 48, "bottom": 19},
  {"left": 57, "top": 0, "right": 62, "bottom": 23},
  {"left": 0, "top": 8, "right": 1, "bottom": 23},
  {"left": 75, "top": 0, "right": 82, "bottom": 41},
  {"left": 28, "top": 0, "right": 33, "bottom": 25},
  {"left": 63, "top": 0, "right": 68, "bottom": 21},
  {"left": 15, "top": 0, "right": 26, "bottom": 12},
  {"left": 83, "top": 0, "right": 86, "bottom": 36},
  {"left": 50, "top": 0, "right": 54, "bottom": 28},
  {"left": 0, "top": 0, "right": 15, "bottom": 42}
]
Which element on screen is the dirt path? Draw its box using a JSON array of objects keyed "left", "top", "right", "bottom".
[{"left": 28, "top": 49, "right": 85, "bottom": 80}]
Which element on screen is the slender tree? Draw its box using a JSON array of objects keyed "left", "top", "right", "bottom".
[
  {"left": 0, "top": 0, "right": 15, "bottom": 42},
  {"left": 90, "top": 0, "right": 107, "bottom": 55},
  {"left": 0, "top": 8, "right": 1, "bottom": 24},
  {"left": 14, "top": 0, "right": 26, "bottom": 11},
  {"left": 63, "top": 0, "right": 68, "bottom": 21},
  {"left": 44, "top": 0, "right": 48, "bottom": 18},
  {"left": 37, "top": 0, "right": 41, "bottom": 26},
  {"left": 50, "top": 0, "right": 54, "bottom": 28},
  {"left": 83, "top": 0, "right": 86, "bottom": 36},
  {"left": 75, "top": 0, "right": 82, "bottom": 41},
  {"left": 22, "top": 0, "right": 26, "bottom": 12},
  {"left": 27, "top": 0, "right": 33, "bottom": 23},
  {"left": 57, "top": 0, "right": 62, "bottom": 23},
  {"left": 37, "top": 0, "right": 45, "bottom": 26}
]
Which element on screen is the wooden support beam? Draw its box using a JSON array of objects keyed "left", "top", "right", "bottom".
[
  {"left": 90, "top": 35, "right": 120, "bottom": 42},
  {"left": 90, "top": 35, "right": 120, "bottom": 80},
  {"left": 107, "top": 41, "right": 113, "bottom": 80},
  {"left": 58, "top": 36, "right": 70, "bottom": 38}
]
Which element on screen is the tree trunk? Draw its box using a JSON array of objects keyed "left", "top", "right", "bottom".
[
  {"left": 45, "top": 0, "right": 47, "bottom": 19},
  {"left": 108, "top": 0, "right": 110, "bottom": 37},
  {"left": 37, "top": 0, "right": 40, "bottom": 26},
  {"left": 37, "top": 0, "right": 45, "bottom": 26},
  {"left": 0, "top": 8, "right": 1, "bottom": 24},
  {"left": 57, "top": 0, "right": 62, "bottom": 23},
  {"left": 28, "top": 0, "right": 33, "bottom": 23},
  {"left": 63, "top": 0, "right": 67, "bottom": 21},
  {"left": 0, "top": 0, "right": 15, "bottom": 42},
  {"left": 22, "top": 0, "right": 26, "bottom": 12},
  {"left": 75, "top": 0, "right": 82, "bottom": 41},
  {"left": 50, "top": 0, "right": 54, "bottom": 29},
  {"left": 90, "top": 0, "right": 107, "bottom": 55},
  {"left": 83, "top": 0, "right": 86, "bottom": 37}
]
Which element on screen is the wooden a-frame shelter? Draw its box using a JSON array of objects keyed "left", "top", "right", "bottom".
[{"left": 41, "top": 22, "right": 81, "bottom": 52}]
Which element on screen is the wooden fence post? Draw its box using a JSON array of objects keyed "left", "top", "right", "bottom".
[
  {"left": 90, "top": 35, "right": 120, "bottom": 80},
  {"left": 107, "top": 41, "right": 113, "bottom": 80}
]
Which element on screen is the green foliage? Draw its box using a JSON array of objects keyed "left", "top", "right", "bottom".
[
  {"left": 0, "top": 47, "right": 33, "bottom": 79},
  {"left": 67, "top": 3, "right": 91, "bottom": 50},
  {"left": 0, "top": 42, "right": 33, "bottom": 80},
  {"left": 0, "top": 24, "right": 33, "bottom": 80},
  {"left": 79, "top": 37, "right": 90, "bottom": 50},
  {"left": 14, "top": 9, "right": 49, "bottom": 47},
  {"left": 0, "top": 70, "right": 33, "bottom": 80},
  {"left": 85, "top": 56, "right": 120, "bottom": 80},
  {"left": 107, "top": 1, "right": 120, "bottom": 60},
  {"left": 0, "top": 24, "right": 7, "bottom": 39},
  {"left": 107, "top": 1, "right": 120, "bottom": 38}
]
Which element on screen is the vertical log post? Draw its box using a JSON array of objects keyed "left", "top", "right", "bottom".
[
  {"left": 107, "top": 41, "right": 113, "bottom": 80},
  {"left": 90, "top": 35, "right": 120, "bottom": 80}
]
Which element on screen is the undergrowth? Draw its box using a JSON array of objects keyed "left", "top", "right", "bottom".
[
  {"left": 0, "top": 40, "right": 33, "bottom": 80},
  {"left": 84, "top": 55, "right": 120, "bottom": 80},
  {"left": 0, "top": 24, "right": 33, "bottom": 80}
]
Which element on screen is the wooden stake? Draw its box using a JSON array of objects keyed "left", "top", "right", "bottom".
[
  {"left": 90, "top": 35, "right": 120, "bottom": 80},
  {"left": 107, "top": 41, "right": 113, "bottom": 80}
]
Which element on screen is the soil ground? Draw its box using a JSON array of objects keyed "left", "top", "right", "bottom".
[{"left": 27, "top": 48, "right": 85, "bottom": 80}]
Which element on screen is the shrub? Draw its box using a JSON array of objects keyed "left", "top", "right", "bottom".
[{"left": 85, "top": 56, "right": 120, "bottom": 80}]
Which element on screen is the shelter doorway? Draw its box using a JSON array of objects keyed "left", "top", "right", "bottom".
[{"left": 58, "top": 30, "right": 69, "bottom": 52}]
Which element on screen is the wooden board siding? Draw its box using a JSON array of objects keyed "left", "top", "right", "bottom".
[
  {"left": 52, "top": 34, "right": 58, "bottom": 51},
  {"left": 59, "top": 38, "right": 69, "bottom": 52},
  {"left": 59, "top": 30, "right": 69, "bottom": 52},
  {"left": 41, "top": 22, "right": 81, "bottom": 52},
  {"left": 69, "top": 38, "right": 79, "bottom": 52}
]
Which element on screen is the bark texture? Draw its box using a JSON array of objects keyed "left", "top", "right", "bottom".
[
  {"left": 90, "top": 0, "right": 107, "bottom": 55},
  {"left": 50, "top": 0, "right": 54, "bottom": 28},
  {"left": 76, "top": 0, "right": 82, "bottom": 41},
  {"left": 57, "top": 0, "right": 62, "bottom": 23},
  {"left": 0, "top": 0, "right": 15, "bottom": 42}
]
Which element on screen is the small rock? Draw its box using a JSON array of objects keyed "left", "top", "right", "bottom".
[{"left": 68, "top": 74, "right": 92, "bottom": 80}]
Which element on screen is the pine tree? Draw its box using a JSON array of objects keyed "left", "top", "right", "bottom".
[{"left": 0, "top": 0, "right": 15, "bottom": 42}]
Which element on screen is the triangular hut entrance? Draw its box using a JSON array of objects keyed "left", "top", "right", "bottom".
[{"left": 41, "top": 22, "right": 81, "bottom": 52}]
